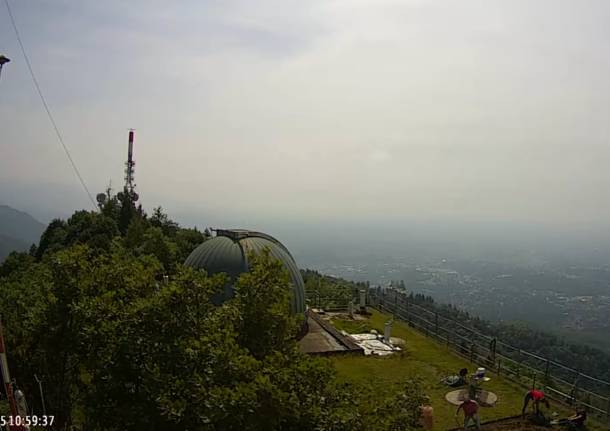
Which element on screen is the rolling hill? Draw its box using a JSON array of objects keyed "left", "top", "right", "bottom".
[{"left": 0, "top": 204, "right": 45, "bottom": 260}]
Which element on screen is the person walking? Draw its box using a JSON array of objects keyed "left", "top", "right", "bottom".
[{"left": 456, "top": 397, "right": 481, "bottom": 430}]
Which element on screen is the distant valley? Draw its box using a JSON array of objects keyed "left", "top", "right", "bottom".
[
  {"left": 0, "top": 204, "right": 45, "bottom": 260},
  {"left": 2, "top": 205, "right": 609, "bottom": 353},
  {"left": 309, "top": 257, "right": 610, "bottom": 352}
]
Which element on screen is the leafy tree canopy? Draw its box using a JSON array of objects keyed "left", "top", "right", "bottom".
[{"left": 0, "top": 195, "right": 426, "bottom": 430}]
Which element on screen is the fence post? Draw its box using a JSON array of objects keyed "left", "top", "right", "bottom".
[
  {"left": 544, "top": 359, "right": 550, "bottom": 380},
  {"left": 497, "top": 358, "right": 502, "bottom": 376},
  {"left": 393, "top": 290, "right": 398, "bottom": 316},
  {"left": 406, "top": 296, "right": 413, "bottom": 327},
  {"left": 532, "top": 373, "right": 536, "bottom": 390},
  {"left": 571, "top": 373, "right": 580, "bottom": 406},
  {"left": 489, "top": 338, "right": 497, "bottom": 366},
  {"left": 470, "top": 343, "right": 475, "bottom": 363}
]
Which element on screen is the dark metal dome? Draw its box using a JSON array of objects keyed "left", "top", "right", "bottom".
[{"left": 184, "top": 229, "right": 306, "bottom": 314}]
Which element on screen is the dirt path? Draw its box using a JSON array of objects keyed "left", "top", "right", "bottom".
[{"left": 448, "top": 415, "right": 553, "bottom": 430}]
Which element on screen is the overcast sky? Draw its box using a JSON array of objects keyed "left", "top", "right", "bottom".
[{"left": 1, "top": 0, "right": 609, "bottom": 231}]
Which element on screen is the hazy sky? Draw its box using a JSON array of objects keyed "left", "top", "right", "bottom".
[{"left": 1, "top": 0, "right": 610, "bottom": 229}]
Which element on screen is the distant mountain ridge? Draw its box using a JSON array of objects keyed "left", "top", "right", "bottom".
[{"left": 0, "top": 204, "right": 45, "bottom": 260}]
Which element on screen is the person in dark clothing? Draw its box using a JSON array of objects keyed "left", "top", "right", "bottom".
[
  {"left": 568, "top": 409, "right": 587, "bottom": 427},
  {"left": 443, "top": 367, "right": 469, "bottom": 387},
  {"left": 552, "top": 408, "right": 587, "bottom": 429},
  {"left": 459, "top": 368, "right": 468, "bottom": 382}
]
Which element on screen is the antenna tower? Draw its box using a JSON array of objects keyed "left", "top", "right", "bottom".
[{"left": 124, "top": 129, "right": 139, "bottom": 202}]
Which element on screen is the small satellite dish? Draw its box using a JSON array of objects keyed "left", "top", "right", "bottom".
[
  {"left": 96, "top": 193, "right": 107, "bottom": 204},
  {"left": 132, "top": 192, "right": 139, "bottom": 202},
  {"left": 117, "top": 192, "right": 124, "bottom": 200}
]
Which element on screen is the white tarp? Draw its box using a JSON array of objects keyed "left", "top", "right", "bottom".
[{"left": 349, "top": 333, "right": 402, "bottom": 356}]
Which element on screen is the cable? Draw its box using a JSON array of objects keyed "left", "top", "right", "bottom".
[{"left": 3, "top": 0, "right": 97, "bottom": 209}]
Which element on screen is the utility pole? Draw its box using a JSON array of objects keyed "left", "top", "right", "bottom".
[
  {"left": 0, "top": 318, "right": 25, "bottom": 431},
  {"left": 0, "top": 55, "right": 10, "bottom": 80},
  {"left": 34, "top": 375, "right": 46, "bottom": 416}
]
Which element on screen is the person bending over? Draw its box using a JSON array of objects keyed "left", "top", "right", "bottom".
[{"left": 522, "top": 389, "right": 550, "bottom": 417}]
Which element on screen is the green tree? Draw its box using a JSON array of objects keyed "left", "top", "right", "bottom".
[
  {"left": 117, "top": 191, "right": 137, "bottom": 234},
  {"left": 64, "top": 211, "right": 119, "bottom": 252},
  {"left": 0, "top": 246, "right": 92, "bottom": 427},
  {"left": 0, "top": 207, "right": 431, "bottom": 431},
  {"left": 0, "top": 250, "right": 34, "bottom": 277},
  {"left": 140, "top": 227, "right": 177, "bottom": 273},
  {"left": 124, "top": 217, "right": 148, "bottom": 250},
  {"left": 36, "top": 212, "right": 119, "bottom": 258},
  {"left": 36, "top": 218, "right": 68, "bottom": 258},
  {"left": 98, "top": 190, "right": 120, "bottom": 222},
  {"left": 150, "top": 206, "right": 179, "bottom": 237},
  {"left": 234, "top": 249, "right": 297, "bottom": 359}
]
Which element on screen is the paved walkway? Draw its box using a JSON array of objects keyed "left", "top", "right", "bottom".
[{"left": 299, "top": 316, "right": 347, "bottom": 354}]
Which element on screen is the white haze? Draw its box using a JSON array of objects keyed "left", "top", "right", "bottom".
[{"left": 1, "top": 0, "right": 610, "bottom": 239}]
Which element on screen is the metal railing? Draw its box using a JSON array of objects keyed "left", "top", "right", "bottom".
[
  {"left": 368, "top": 288, "right": 610, "bottom": 422},
  {"left": 305, "top": 291, "right": 354, "bottom": 312}
]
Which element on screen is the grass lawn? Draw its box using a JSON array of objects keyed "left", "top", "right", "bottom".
[{"left": 329, "top": 310, "right": 604, "bottom": 430}]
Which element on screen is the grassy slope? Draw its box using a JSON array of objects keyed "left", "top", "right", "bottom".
[{"left": 330, "top": 310, "right": 604, "bottom": 430}]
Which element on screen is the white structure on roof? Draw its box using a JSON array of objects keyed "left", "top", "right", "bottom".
[{"left": 348, "top": 332, "right": 402, "bottom": 356}]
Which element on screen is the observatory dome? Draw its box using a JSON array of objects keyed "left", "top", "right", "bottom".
[{"left": 184, "top": 229, "right": 306, "bottom": 314}]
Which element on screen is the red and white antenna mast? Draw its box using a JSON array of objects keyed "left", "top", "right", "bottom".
[{"left": 124, "top": 129, "right": 139, "bottom": 201}]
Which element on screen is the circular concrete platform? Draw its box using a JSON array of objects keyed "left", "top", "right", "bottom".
[{"left": 445, "top": 389, "right": 498, "bottom": 407}]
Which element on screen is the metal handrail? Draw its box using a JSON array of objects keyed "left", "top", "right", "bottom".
[{"left": 370, "top": 290, "right": 610, "bottom": 421}]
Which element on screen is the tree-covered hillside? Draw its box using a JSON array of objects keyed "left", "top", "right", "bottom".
[
  {"left": 400, "top": 290, "right": 610, "bottom": 384},
  {"left": 0, "top": 205, "right": 45, "bottom": 260},
  {"left": 0, "top": 233, "right": 29, "bottom": 262},
  {"left": 0, "top": 192, "right": 425, "bottom": 431}
]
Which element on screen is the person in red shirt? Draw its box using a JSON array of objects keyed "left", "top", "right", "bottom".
[
  {"left": 456, "top": 397, "right": 481, "bottom": 430},
  {"left": 522, "top": 389, "right": 550, "bottom": 416}
]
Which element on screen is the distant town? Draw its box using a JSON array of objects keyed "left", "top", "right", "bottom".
[{"left": 311, "top": 259, "right": 610, "bottom": 352}]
